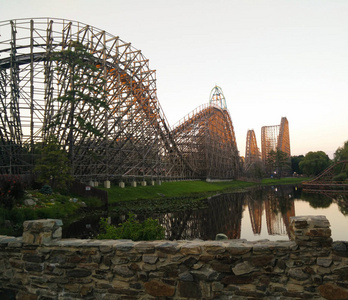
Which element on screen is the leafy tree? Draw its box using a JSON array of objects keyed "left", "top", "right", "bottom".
[
  {"left": 299, "top": 151, "right": 331, "bottom": 176},
  {"left": 291, "top": 155, "right": 304, "bottom": 175},
  {"left": 49, "top": 41, "right": 108, "bottom": 159},
  {"left": 266, "top": 149, "right": 291, "bottom": 178},
  {"left": 33, "top": 136, "right": 73, "bottom": 192},
  {"left": 245, "top": 160, "right": 265, "bottom": 180},
  {"left": 334, "top": 140, "right": 348, "bottom": 162}
]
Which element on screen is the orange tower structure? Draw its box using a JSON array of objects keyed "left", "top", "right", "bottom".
[
  {"left": 261, "top": 117, "right": 290, "bottom": 163},
  {"left": 171, "top": 86, "right": 240, "bottom": 179},
  {"left": 245, "top": 129, "right": 261, "bottom": 169}
]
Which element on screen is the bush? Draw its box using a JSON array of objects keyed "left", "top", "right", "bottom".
[
  {"left": 40, "top": 185, "right": 53, "bottom": 195},
  {"left": 97, "top": 214, "right": 165, "bottom": 241},
  {"left": 0, "top": 175, "right": 25, "bottom": 209}
]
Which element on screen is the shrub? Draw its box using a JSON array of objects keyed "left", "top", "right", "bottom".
[
  {"left": 0, "top": 175, "right": 25, "bottom": 209},
  {"left": 97, "top": 214, "right": 165, "bottom": 241},
  {"left": 40, "top": 185, "right": 53, "bottom": 195}
]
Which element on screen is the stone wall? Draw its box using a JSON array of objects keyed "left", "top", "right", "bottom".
[{"left": 1, "top": 216, "right": 348, "bottom": 299}]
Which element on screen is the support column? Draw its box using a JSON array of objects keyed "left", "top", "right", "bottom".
[{"left": 131, "top": 181, "right": 137, "bottom": 188}]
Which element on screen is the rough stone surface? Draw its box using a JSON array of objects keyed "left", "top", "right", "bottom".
[
  {"left": 179, "top": 281, "right": 202, "bottom": 298},
  {"left": 24, "top": 199, "right": 36, "bottom": 206},
  {"left": 144, "top": 280, "right": 175, "bottom": 297},
  {"left": 0, "top": 216, "right": 347, "bottom": 299},
  {"left": 319, "top": 283, "right": 348, "bottom": 300},
  {"left": 232, "top": 261, "right": 255, "bottom": 275}
]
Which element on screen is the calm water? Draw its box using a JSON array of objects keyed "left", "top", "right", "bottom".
[{"left": 65, "top": 185, "right": 348, "bottom": 241}]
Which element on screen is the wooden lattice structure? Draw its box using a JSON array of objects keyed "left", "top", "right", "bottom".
[
  {"left": 0, "top": 19, "right": 240, "bottom": 181},
  {"left": 245, "top": 129, "right": 261, "bottom": 170},
  {"left": 302, "top": 160, "right": 348, "bottom": 193},
  {"left": 0, "top": 18, "right": 187, "bottom": 180},
  {"left": 171, "top": 86, "right": 240, "bottom": 179},
  {"left": 261, "top": 117, "right": 290, "bottom": 163}
]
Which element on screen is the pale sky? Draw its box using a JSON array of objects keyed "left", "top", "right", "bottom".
[{"left": 1, "top": 0, "right": 347, "bottom": 158}]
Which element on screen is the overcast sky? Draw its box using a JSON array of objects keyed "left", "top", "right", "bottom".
[{"left": 1, "top": 0, "right": 348, "bottom": 158}]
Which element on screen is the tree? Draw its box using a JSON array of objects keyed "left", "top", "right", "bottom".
[
  {"left": 33, "top": 136, "right": 73, "bottom": 192},
  {"left": 334, "top": 140, "right": 348, "bottom": 162},
  {"left": 245, "top": 160, "right": 265, "bottom": 181},
  {"left": 291, "top": 155, "right": 304, "bottom": 175},
  {"left": 299, "top": 151, "right": 331, "bottom": 176},
  {"left": 266, "top": 149, "right": 291, "bottom": 178},
  {"left": 48, "top": 41, "right": 108, "bottom": 159}
]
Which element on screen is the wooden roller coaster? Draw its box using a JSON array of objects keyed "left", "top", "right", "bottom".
[
  {"left": 302, "top": 160, "right": 348, "bottom": 193},
  {"left": 0, "top": 19, "right": 240, "bottom": 181}
]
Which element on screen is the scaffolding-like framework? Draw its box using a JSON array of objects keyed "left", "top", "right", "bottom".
[
  {"left": 0, "top": 19, "right": 240, "bottom": 181},
  {"left": 261, "top": 117, "right": 290, "bottom": 163},
  {"left": 171, "top": 87, "right": 239, "bottom": 179},
  {"left": 245, "top": 129, "right": 261, "bottom": 169},
  {"left": 0, "top": 18, "right": 185, "bottom": 180}
]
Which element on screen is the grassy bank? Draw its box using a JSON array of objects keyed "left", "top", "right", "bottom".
[
  {"left": 105, "top": 177, "right": 307, "bottom": 204},
  {"left": 0, "top": 177, "right": 307, "bottom": 236}
]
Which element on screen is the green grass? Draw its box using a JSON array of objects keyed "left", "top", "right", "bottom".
[
  {"left": 0, "top": 191, "right": 104, "bottom": 236},
  {"left": 104, "top": 178, "right": 307, "bottom": 204},
  {"left": 261, "top": 177, "right": 309, "bottom": 185},
  {"left": 0, "top": 177, "right": 307, "bottom": 236}
]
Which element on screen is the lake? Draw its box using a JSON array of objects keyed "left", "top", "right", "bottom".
[{"left": 65, "top": 185, "right": 348, "bottom": 242}]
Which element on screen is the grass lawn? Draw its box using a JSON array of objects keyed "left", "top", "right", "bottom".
[{"left": 104, "top": 177, "right": 307, "bottom": 204}]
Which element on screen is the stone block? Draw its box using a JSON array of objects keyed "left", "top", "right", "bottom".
[
  {"left": 144, "top": 280, "right": 175, "bottom": 297},
  {"left": 287, "top": 283, "right": 304, "bottom": 293},
  {"left": 134, "top": 241, "right": 155, "bottom": 253},
  {"left": 232, "top": 262, "right": 255, "bottom": 276},
  {"left": 179, "top": 281, "right": 202, "bottom": 298},
  {"left": 319, "top": 283, "right": 348, "bottom": 300},
  {"left": 143, "top": 254, "right": 158, "bottom": 264},
  {"left": 288, "top": 268, "right": 310, "bottom": 281},
  {"left": 204, "top": 241, "right": 226, "bottom": 254},
  {"left": 113, "top": 265, "right": 135, "bottom": 277},
  {"left": 317, "top": 257, "right": 332, "bottom": 267},
  {"left": 66, "top": 269, "right": 92, "bottom": 278},
  {"left": 156, "top": 241, "right": 180, "bottom": 254},
  {"left": 226, "top": 242, "right": 252, "bottom": 255},
  {"left": 180, "top": 243, "right": 202, "bottom": 255}
]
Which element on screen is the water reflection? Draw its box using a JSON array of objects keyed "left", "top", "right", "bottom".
[
  {"left": 64, "top": 185, "right": 348, "bottom": 241},
  {"left": 161, "top": 193, "right": 244, "bottom": 240},
  {"left": 159, "top": 185, "right": 296, "bottom": 241}
]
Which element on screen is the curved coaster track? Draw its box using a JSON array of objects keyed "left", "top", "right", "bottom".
[
  {"left": 302, "top": 160, "right": 348, "bottom": 193},
  {"left": 0, "top": 18, "right": 240, "bottom": 181}
]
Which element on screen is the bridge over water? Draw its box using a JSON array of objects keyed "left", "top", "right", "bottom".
[{"left": 0, "top": 18, "right": 240, "bottom": 181}]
